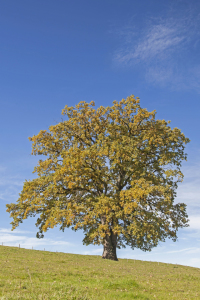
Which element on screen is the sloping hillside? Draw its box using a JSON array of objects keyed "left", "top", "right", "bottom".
[{"left": 0, "top": 246, "right": 199, "bottom": 299}]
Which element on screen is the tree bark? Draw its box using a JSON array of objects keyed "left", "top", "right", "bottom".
[{"left": 101, "top": 216, "right": 118, "bottom": 261}]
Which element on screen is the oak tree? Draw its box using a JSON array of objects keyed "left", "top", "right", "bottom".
[{"left": 6, "top": 95, "right": 190, "bottom": 261}]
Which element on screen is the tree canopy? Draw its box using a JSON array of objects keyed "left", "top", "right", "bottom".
[{"left": 6, "top": 95, "right": 190, "bottom": 260}]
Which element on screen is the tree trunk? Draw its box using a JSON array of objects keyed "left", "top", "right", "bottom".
[
  {"left": 102, "top": 231, "right": 118, "bottom": 261},
  {"left": 101, "top": 216, "right": 118, "bottom": 261}
]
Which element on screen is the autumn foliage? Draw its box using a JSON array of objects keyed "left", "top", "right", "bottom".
[{"left": 6, "top": 95, "right": 190, "bottom": 260}]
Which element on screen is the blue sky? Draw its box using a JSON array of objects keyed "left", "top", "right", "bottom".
[{"left": 1, "top": 0, "right": 200, "bottom": 268}]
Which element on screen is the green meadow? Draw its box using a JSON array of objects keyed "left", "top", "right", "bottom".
[{"left": 0, "top": 246, "right": 199, "bottom": 299}]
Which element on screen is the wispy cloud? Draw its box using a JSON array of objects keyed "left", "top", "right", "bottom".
[
  {"left": 0, "top": 173, "right": 24, "bottom": 202},
  {"left": 0, "top": 227, "right": 73, "bottom": 248},
  {"left": 0, "top": 183, "right": 22, "bottom": 202},
  {"left": 175, "top": 159, "right": 200, "bottom": 214},
  {"left": 83, "top": 248, "right": 103, "bottom": 255},
  {"left": 0, "top": 228, "right": 33, "bottom": 234},
  {"left": 112, "top": 8, "right": 200, "bottom": 91},
  {"left": 0, "top": 161, "right": 37, "bottom": 202},
  {"left": 115, "top": 22, "right": 185, "bottom": 65},
  {"left": 188, "top": 257, "right": 200, "bottom": 265},
  {"left": 0, "top": 178, "right": 23, "bottom": 187},
  {"left": 166, "top": 247, "right": 200, "bottom": 254},
  {"left": 188, "top": 216, "right": 200, "bottom": 230}
]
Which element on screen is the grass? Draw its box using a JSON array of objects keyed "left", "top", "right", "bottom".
[{"left": 0, "top": 246, "right": 200, "bottom": 299}]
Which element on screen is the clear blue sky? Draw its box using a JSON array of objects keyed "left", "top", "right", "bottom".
[{"left": 1, "top": 0, "right": 200, "bottom": 267}]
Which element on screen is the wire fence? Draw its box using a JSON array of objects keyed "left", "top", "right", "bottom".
[{"left": 0, "top": 242, "right": 59, "bottom": 253}]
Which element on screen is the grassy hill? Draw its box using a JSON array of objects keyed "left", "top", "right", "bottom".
[{"left": 0, "top": 246, "right": 199, "bottom": 299}]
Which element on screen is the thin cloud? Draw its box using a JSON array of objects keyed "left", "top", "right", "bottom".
[
  {"left": 0, "top": 166, "right": 37, "bottom": 203},
  {"left": 175, "top": 159, "right": 200, "bottom": 214},
  {"left": 0, "top": 185, "right": 22, "bottom": 202},
  {"left": 0, "top": 228, "right": 33, "bottom": 234},
  {"left": 174, "top": 160, "right": 200, "bottom": 232},
  {"left": 83, "top": 248, "right": 103, "bottom": 255},
  {"left": 145, "top": 66, "right": 174, "bottom": 87},
  {"left": 112, "top": 10, "right": 200, "bottom": 92},
  {"left": 166, "top": 247, "right": 200, "bottom": 254},
  {"left": 0, "top": 179, "right": 23, "bottom": 187},
  {"left": 187, "top": 216, "right": 200, "bottom": 230},
  {"left": 188, "top": 258, "right": 200, "bottom": 265},
  {"left": 0, "top": 228, "right": 73, "bottom": 248},
  {"left": 0, "top": 168, "right": 24, "bottom": 188},
  {"left": 115, "top": 22, "right": 185, "bottom": 65}
]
